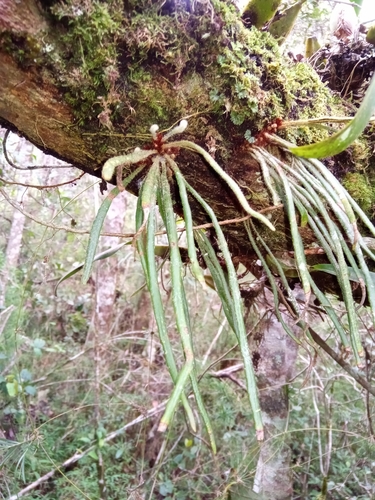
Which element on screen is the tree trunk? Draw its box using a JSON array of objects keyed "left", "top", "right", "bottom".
[
  {"left": 250, "top": 291, "right": 300, "bottom": 500},
  {"left": 0, "top": 130, "right": 32, "bottom": 308},
  {"left": 0, "top": 186, "right": 26, "bottom": 309},
  {"left": 229, "top": 289, "right": 299, "bottom": 500}
]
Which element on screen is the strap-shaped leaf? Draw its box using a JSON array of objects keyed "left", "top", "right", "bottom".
[
  {"left": 55, "top": 243, "right": 127, "bottom": 294},
  {"left": 82, "top": 165, "right": 145, "bottom": 283},
  {"left": 289, "top": 74, "right": 375, "bottom": 158}
]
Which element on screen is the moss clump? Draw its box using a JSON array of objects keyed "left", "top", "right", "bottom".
[
  {"left": 205, "top": 24, "right": 286, "bottom": 128},
  {"left": 342, "top": 172, "right": 374, "bottom": 214},
  {"left": 0, "top": 33, "right": 45, "bottom": 67},
  {"left": 200, "top": 12, "right": 343, "bottom": 143},
  {"left": 50, "top": 0, "right": 124, "bottom": 126}
]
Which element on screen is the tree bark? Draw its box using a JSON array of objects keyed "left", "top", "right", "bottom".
[
  {"left": 250, "top": 291, "right": 300, "bottom": 500},
  {"left": 228, "top": 289, "right": 299, "bottom": 500}
]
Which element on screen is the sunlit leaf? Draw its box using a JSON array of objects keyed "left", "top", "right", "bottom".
[
  {"left": 289, "top": 75, "right": 375, "bottom": 158},
  {"left": 6, "top": 382, "right": 17, "bottom": 397},
  {"left": 311, "top": 263, "right": 375, "bottom": 284},
  {"left": 241, "top": 0, "right": 282, "bottom": 28},
  {"left": 24, "top": 385, "right": 37, "bottom": 396},
  {"left": 269, "top": 0, "right": 307, "bottom": 45},
  {"left": 88, "top": 450, "right": 98, "bottom": 461}
]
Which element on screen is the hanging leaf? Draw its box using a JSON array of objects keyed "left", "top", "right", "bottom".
[
  {"left": 55, "top": 243, "right": 128, "bottom": 294},
  {"left": 305, "top": 36, "right": 321, "bottom": 59},
  {"left": 366, "top": 24, "right": 375, "bottom": 46},
  {"left": 289, "top": 74, "right": 375, "bottom": 158},
  {"left": 82, "top": 164, "right": 145, "bottom": 284}
]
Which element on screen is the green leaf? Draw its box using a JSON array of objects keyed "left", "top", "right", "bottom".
[
  {"left": 310, "top": 263, "right": 375, "bottom": 285},
  {"left": 20, "top": 369, "right": 32, "bottom": 382},
  {"left": 268, "top": 0, "right": 307, "bottom": 45},
  {"left": 6, "top": 382, "right": 17, "bottom": 397},
  {"left": 366, "top": 24, "right": 375, "bottom": 46},
  {"left": 82, "top": 188, "right": 121, "bottom": 284},
  {"left": 352, "top": 0, "right": 363, "bottom": 16},
  {"left": 88, "top": 450, "right": 98, "bottom": 461},
  {"left": 289, "top": 74, "right": 375, "bottom": 158},
  {"left": 159, "top": 480, "right": 174, "bottom": 496},
  {"left": 79, "top": 437, "right": 92, "bottom": 444},
  {"left": 33, "top": 338, "right": 45, "bottom": 350},
  {"left": 55, "top": 242, "right": 127, "bottom": 294},
  {"left": 24, "top": 385, "right": 37, "bottom": 396},
  {"left": 82, "top": 163, "right": 145, "bottom": 284},
  {"left": 241, "top": 0, "right": 283, "bottom": 28}
]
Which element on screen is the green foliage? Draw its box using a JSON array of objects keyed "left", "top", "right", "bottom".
[
  {"left": 268, "top": 0, "right": 307, "bottom": 45},
  {"left": 2, "top": 3, "right": 375, "bottom": 498},
  {"left": 290, "top": 74, "right": 375, "bottom": 158},
  {"left": 1, "top": 154, "right": 375, "bottom": 499},
  {"left": 241, "top": 0, "right": 283, "bottom": 28},
  {"left": 289, "top": 358, "right": 375, "bottom": 499}
]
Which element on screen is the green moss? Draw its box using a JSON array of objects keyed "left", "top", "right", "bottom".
[
  {"left": 128, "top": 81, "right": 174, "bottom": 127},
  {"left": 206, "top": 27, "right": 284, "bottom": 127},
  {"left": 49, "top": 0, "right": 124, "bottom": 126},
  {"left": 39, "top": 0, "right": 346, "bottom": 146},
  {"left": 198, "top": 16, "right": 342, "bottom": 143},
  {"left": 2, "top": 0, "right": 361, "bottom": 162},
  {"left": 342, "top": 172, "right": 374, "bottom": 214},
  {"left": 0, "top": 32, "right": 44, "bottom": 67}
]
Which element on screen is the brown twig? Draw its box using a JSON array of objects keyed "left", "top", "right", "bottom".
[
  {"left": 0, "top": 187, "right": 283, "bottom": 238},
  {"left": 0, "top": 171, "right": 85, "bottom": 189},
  {"left": 308, "top": 327, "right": 375, "bottom": 397},
  {"left": 7, "top": 402, "right": 167, "bottom": 500},
  {"left": 2, "top": 130, "right": 74, "bottom": 170}
]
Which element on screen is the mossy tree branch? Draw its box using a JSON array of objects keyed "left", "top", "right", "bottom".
[{"left": 0, "top": 0, "right": 374, "bottom": 260}]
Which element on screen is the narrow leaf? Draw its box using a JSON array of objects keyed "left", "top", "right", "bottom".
[
  {"left": 82, "top": 165, "right": 145, "bottom": 284},
  {"left": 55, "top": 243, "right": 127, "bottom": 294},
  {"left": 311, "top": 263, "right": 375, "bottom": 285},
  {"left": 289, "top": 74, "right": 375, "bottom": 158}
]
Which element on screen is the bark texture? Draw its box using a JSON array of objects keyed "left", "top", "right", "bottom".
[
  {"left": 229, "top": 289, "right": 299, "bottom": 500},
  {"left": 251, "top": 291, "right": 299, "bottom": 500}
]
